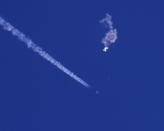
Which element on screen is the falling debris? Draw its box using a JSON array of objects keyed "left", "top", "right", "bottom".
[
  {"left": 100, "top": 13, "right": 118, "bottom": 52},
  {"left": 103, "top": 47, "right": 109, "bottom": 52}
]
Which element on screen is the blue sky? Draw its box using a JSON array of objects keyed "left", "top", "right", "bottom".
[{"left": 0, "top": 0, "right": 164, "bottom": 130}]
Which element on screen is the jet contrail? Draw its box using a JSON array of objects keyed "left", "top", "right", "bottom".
[{"left": 0, "top": 16, "right": 90, "bottom": 88}]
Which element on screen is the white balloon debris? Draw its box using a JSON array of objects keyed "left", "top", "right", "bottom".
[{"left": 100, "top": 13, "right": 118, "bottom": 52}]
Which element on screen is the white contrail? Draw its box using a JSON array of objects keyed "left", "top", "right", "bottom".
[{"left": 0, "top": 16, "right": 90, "bottom": 88}]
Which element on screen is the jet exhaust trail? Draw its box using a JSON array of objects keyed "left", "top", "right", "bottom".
[{"left": 0, "top": 16, "right": 90, "bottom": 88}]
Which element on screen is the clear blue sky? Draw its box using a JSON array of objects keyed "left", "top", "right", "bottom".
[{"left": 0, "top": 0, "right": 163, "bottom": 130}]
